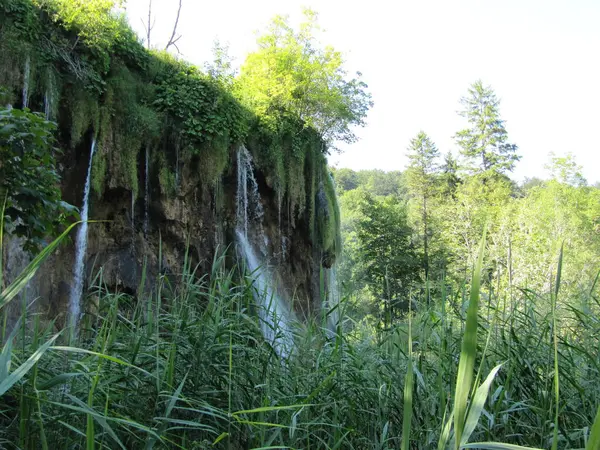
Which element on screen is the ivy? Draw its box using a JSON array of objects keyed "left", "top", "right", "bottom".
[{"left": 0, "top": 107, "right": 75, "bottom": 253}]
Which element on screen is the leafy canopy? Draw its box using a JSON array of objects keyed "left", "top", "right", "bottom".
[
  {"left": 238, "top": 9, "right": 373, "bottom": 151},
  {"left": 356, "top": 193, "right": 419, "bottom": 317},
  {"left": 545, "top": 152, "right": 587, "bottom": 186}
]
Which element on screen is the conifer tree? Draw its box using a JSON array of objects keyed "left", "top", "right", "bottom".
[
  {"left": 440, "top": 151, "right": 460, "bottom": 197},
  {"left": 455, "top": 80, "right": 519, "bottom": 175},
  {"left": 405, "top": 131, "right": 439, "bottom": 280}
]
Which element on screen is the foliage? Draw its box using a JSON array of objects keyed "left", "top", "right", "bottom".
[
  {"left": 439, "top": 151, "right": 461, "bottom": 197},
  {"left": 405, "top": 131, "right": 440, "bottom": 279},
  {"left": 405, "top": 131, "right": 440, "bottom": 199},
  {"left": 545, "top": 152, "right": 587, "bottom": 187},
  {"left": 356, "top": 192, "right": 419, "bottom": 325},
  {"left": 204, "top": 40, "right": 237, "bottom": 88},
  {"left": 153, "top": 57, "right": 250, "bottom": 148},
  {"left": 455, "top": 80, "right": 519, "bottom": 175},
  {"left": 316, "top": 166, "right": 342, "bottom": 265},
  {"left": 238, "top": 9, "right": 373, "bottom": 151},
  {"left": 332, "top": 167, "right": 405, "bottom": 197},
  {"left": 0, "top": 107, "right": 74, "bottom": 253},
  {"left": 1, "top": 234, "right": 599, "bottom": 448}
]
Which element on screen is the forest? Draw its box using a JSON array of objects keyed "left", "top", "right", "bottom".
[{"left": 1, "top": 0, "right": 600, "bottom": 449}]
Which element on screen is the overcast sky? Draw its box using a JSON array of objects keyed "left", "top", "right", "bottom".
[{"left": 125, "top": 0, "right": 600, "bottom": 183}]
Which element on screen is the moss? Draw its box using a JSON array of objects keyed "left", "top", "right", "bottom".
[
  {"left": 197, "top": 131, "right": 230, "bottom": 187},
  {"left": 322, "top": 164, "right": 342, "bottom": 258},
  {"left": 157, "top": 152, "right": 176, "bottom": 197},
  {"left": 91, "top": 141, "right": 107, "bottom": 196},
  {"left": 0, "top": 26, "right": 32, "bottom": 104},
  {"left": 312, "top": 156, "right": 341, "bottom": 265},
  {"left": 68, "top": 85, "right": 99, "bottom": 147},
  {"left": 0, "top": 0, "right": 342, "bottom": 262}
]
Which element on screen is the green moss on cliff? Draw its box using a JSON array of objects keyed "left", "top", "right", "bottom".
[{"left": 0, "top": 0, "right": 341, "bottom": 261}]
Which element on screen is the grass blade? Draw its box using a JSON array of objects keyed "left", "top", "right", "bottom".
[
  {"left": 461, "top": 443, "right": 544, "bottom": 450},
  {"left": 453, "top": 231, "right": 486, "bottom": 448},
  {"left": 401, "top": 302, "right": 414, "bottom": 450},
  {"left": 0, "top": 222, "right": 79, "bottom": 310},
  {"left": 586, "top": 404, "right": 600, "bottom": 450},
  {"left": 460, "top": 363, "right": 503, "bottom": 445},
  {"left": 551, "top": 243, "right": 563, "bottom": 450},
  {"left": 0, "top": 332, "right": 60, "bottom": 396}
]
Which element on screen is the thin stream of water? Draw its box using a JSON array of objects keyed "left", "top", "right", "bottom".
[{"left": 68, "top": 139, "right": 96, "bottom": 332}]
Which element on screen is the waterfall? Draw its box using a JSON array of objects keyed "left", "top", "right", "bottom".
[
  {"left": 22, "top": 56, "right": 31, "bottom": 109},
  {"left": 325, "top": 268, "right": 341, "bottom": 333},
  {"left": 213, "top": 178, "right": 224, "bottom": 254},
  {"left": 235, "top": 145, "right": 293, "bottom": 356},
  {"left": 44, "top": 71, "right": 53, "bottom": 120},
  {"left": 236, "top": 146, "right": 263, "bottom": 237},
  {"left": 236, "top": 230, "right": 294, "bottom": 358},
  {"left": 68, "top": 139, "right": 96, "bottom": 331},
  {"left": 144, "top": 146, "right": 149, "bottom": 237},
  {"left": 43, "top": 93, "right": 51, "bottom": 120},
  {"left": 277, "top": 189, "right": 285, "bottom": 261},
  {"left": 175, "top": 145, "right": 180, "bottom": 190},
  {"left": 131, "top": 190, "right": 135, "bottom": 233}
]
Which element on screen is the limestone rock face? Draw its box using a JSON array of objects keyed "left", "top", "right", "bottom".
[
  {"left": 3, "top": 141, "right": 322, "bottom": 327},
  {"left": 0, "top": 2, "right": 340, "bottom": 328}
]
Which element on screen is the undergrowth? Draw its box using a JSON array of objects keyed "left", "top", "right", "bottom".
[{"left": 0, "top": 234, "right": 599, "bottom": 449}]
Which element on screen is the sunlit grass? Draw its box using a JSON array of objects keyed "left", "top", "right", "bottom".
[{"left": 0, "top": 234, "right": 599, "bottom": 448}]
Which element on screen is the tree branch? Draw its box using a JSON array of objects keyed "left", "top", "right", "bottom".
[
  {"left": 142, "top": 0, "right": 154, "bottom": 49},
  {"left": 165, "top": 0, "right": 183, "bottom": 52}
]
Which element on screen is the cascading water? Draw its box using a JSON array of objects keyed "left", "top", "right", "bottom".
[
  {"left": 130, "top": 190, "right": 135, "bottom": 233},
  {"left": 213, "top": 178, "right": 224, "bottom": 254},
  {"left": 325, "top": 268, "right": 341, "bottom": 333},
  {"left": 44, "top": 71, "right": 53, "bottom": 120},
  {"left": 43, "top": 92, "right": 51, "bottom": 120},
  {"left": 236, "top": 230, "right": 294, "bottom": 358},
  {"left": 236, "top": 146, "right": 263, "bottom": 237},
  {"left": 68, "top": 139, "right": 96, "bottom": 331},
  {"left": 22, "top": 56, "right": 30, "bottom": 108},
  {"left": 277, "top": 189, "right": 285, "bottom": 261},
  {"left": 144, "top": 146, "right": 149, "bottom": 237},
  {"left": 235, "top": 146, "right": 293, "bottom": 357}
]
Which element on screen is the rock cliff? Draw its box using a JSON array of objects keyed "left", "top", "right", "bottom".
[{"left": 0, "top": 0, "right": 340, "bottom": 328}]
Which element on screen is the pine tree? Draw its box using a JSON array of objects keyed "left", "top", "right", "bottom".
[
  {"left": 455, "top": 80, "right": 519, "bottom": 175},
  {"left": 440, "top": 151, "right": 460, "bottom": 197},
  {"left": 405, "top": 131, "right": 440, "bottom": 281}
]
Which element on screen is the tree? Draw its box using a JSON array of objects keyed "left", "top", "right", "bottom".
[
  {"left": 356, "top": 193, "right": 419, "bottom": 328},
  {"left": 545, "top": 152, "right": 587, "bottom": 186},
  {"left": 405, "top": 131, "right": 439, "bottom": 280},
  {"left": 140, "top": 0, "right": 183, "bottom": 52},
  {"left": 455, "top": 80, "right": 519, "bottom": 175},
  {"left": 439, "top": 151, "right": 461, "bottom": 198},
  {"left": 204, "top": 40, "right": 237, "bottom": 88},
  {"left": 164, "top": 0, "right": 182, "bottom": 52},
  {"left": 238, "top": 9, "right": 373, "bottom": 151},
  {"left": 0, "top": 108, "right": 73, "bottom": 253},
  {"left": 331, "top": 167, "right": 359, "bottom": 193}
]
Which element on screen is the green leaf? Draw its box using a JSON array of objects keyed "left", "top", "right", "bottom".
[
  {"left": 453, "top": 231, "right": 486, "bottom": 448},
  {"left": 586, "top": 404, "right": 600, "bottom": 450},
  {"left": 0, "top": 332, "right": 60, "bottom": 397},
  {"left": 50, "top": 346, "right": 151, "bottom": 376},
  {"left": 460, "top": 363, "right": 503, "bottom": 445},
  {"left": 461, "top": 443, "right": 543, "bottom": 450},
  {"left": 0, "top": 222, "right": 80, "bottom": 310}
]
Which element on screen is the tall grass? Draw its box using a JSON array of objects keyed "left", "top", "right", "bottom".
[{"left": 0, "top": 236, "right": 600, "bottom": 448}]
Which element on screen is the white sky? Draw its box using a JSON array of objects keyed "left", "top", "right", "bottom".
[{"left": 125, "top": 0, "right": 600, "bottom": 183}]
